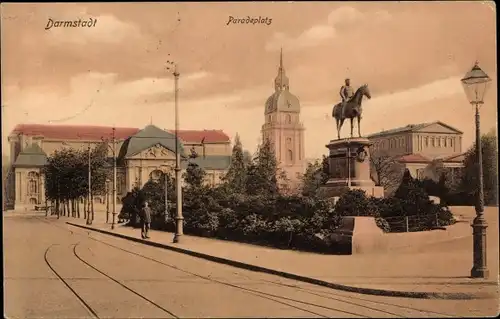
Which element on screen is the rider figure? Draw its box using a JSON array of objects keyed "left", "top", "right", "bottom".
[{"left": 339, "top": 78, "right": 354, "bottom": 118}]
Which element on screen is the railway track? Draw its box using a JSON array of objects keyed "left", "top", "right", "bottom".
[{"left": 39, "top": 216, "right": 456, "bottom": 318}]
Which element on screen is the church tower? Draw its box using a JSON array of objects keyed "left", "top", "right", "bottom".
[{"left": 262, "top": 49, "right": 306, "bottom": 184}]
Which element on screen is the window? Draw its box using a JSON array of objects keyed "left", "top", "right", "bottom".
[
  {"left": 286, "top": 137, "right": 292, "bottom": 145},
  {"left": 416, "top": 169, "right": 425, "bottom": 180},
  {"left": 149, "top": 169, "right": 163, "bottom": 183},
  {"left": 444, "top": 138, "right": 447, "bottom": 147},
  {"left": 27, "top": 171, "right": 39, "bottom": 195},
  {"left": 268, "top": 115, "right": 271, "bottom": 123},
  {"left": 288, "top": 149, "right": 293, "bottom": 161},
  {"left": 431, "top": 137, "right": 435, "bottom": 147},
  {"left": 437, "top": 137, "right": 441, "bottom": 147},
  {"left": 424, "top": 137, "right": 429, "bottom": 147},
  {"left": 116, "top": 174, "right": 125, "bottom": 195},
  {"left": 285, "top": 114, "right": 292, "bottom": 124},
  {"left": 450, "top": 139, "right": 454, "bottom": 147}
]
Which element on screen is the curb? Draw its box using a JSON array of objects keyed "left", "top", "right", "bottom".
[{"left": 67, "top": 222, "right": 495, "bottom": 301}]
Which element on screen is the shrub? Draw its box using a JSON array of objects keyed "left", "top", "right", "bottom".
[
  {"left": 334, "top": 189, "right": 373, "bottom": 216},
  {"left": 375, "top": 217, "right": 391, "bottom": 232}
]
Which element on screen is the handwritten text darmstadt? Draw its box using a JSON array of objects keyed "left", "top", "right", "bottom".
[{"left": 45, "top": 18, "right": 97, "bottom": 30}]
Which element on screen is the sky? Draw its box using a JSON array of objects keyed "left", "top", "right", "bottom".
[{"left": 1, "top": 2, "right": 497, "bottom": 159}]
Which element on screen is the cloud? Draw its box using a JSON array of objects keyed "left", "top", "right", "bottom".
[
  {"left": 45, "top": 11, "right": 141, "bottom": 45},
  {"left": 1, "top": 71, "right": 211, "bottom": 136},
  {"left": 265, "top": 6, "right": 392, "bottom": 51}
]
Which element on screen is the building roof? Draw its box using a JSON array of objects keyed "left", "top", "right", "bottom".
[
  {"left": 367, "top": 121, "right": 463, "bottom": 138},
  {"left": 119, "top": 125, "right": 185, "bottom": 159},
  {"left": 440, "top": 153, "right": 466, "bottom": 163},
  {"left": 166, "top": 130, "right": 230, "bottom": 144},
  {"left": 10, "top": 124, "right": 231, "bottom": 143},
  {"left": 397, "top": 154, "right": 431, "bottom": 163},
  {"left": 13, "top": 143, "right": 48, "bottom": 167},
  {"left": 182, "top": 155, "right": 231, "bottom": 170},
  {"left": 11, "top": 124, "right": 139, "bottom": 141}
]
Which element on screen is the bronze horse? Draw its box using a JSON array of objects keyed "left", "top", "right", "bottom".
[{"left": 332, "top": 84, "right": 371, "bottom": 139}]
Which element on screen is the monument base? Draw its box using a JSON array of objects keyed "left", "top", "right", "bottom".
[
  {"left": 329, "top": 216, "right": 386, "bottom": 254},
  {"left": 319, "top": 137, "right": 384, "bottom": 199}
]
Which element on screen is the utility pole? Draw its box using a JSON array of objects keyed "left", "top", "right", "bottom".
[
  {"left": 164, "top": 173, "right": 169, "bottom": 224},
  {"left": 111, "top": 127, "right": 117, "bottom": 230},
  {"left": 87, "top": 142, "right": 92, "bottom": 225},
  {"left": 106, "top": 181, "right": 110, "bottom": 223},
  {"left": 172, "top": 64, "right": 184, "bottom": 243},
  {"left": 347, "top": 138, "right": 352, "bottom": 188}
]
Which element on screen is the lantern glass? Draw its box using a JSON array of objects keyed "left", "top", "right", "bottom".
[{"left": 461, "top": 63, "right": 492, "bottom": 104}]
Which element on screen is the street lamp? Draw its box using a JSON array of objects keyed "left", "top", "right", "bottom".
[
  {"left": 166, "top": 60, "right": 184, "bottom": 243},
  {"left": 460, "top": 61, "right": 492, "bottom": 279},
  {"left": 106, "top": 178, "right": 111, "bottom": 223}
]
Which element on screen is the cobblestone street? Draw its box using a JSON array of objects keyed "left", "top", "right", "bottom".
[{"left": 4, "top": 212, "right": 499, "bottom": 318}]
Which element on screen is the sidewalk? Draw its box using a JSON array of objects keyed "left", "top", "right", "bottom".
[{"left": 63, "top": 210, "right": 499, "bottom": 300}]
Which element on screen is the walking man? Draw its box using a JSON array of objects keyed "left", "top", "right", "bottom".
[{"left": 141, "top": 201, "right": 152, "bottom": 239}]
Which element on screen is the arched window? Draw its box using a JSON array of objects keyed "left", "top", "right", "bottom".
[
  {"left": 285, "top": 114, "right": 292, "bottom": 124},
  {"left": 27, "top": 171, "right": 39, "bottom": 195},
  {"left": 286, "top": 137, "right": 292, "bottom": 145},
  {"left": 149, "top": 169, "right": 163, "bottom": 183},
  {"left": 117, "top": 174, "right": 125, "bottom": 194},
  {"left": 288, "top": 149, "right": 293, "bottom": 161}
]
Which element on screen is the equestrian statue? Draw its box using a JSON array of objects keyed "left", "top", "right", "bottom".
[{"left": 332, "top": 78, "right": 371, "bottom": 140}]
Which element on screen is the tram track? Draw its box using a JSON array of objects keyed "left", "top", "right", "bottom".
[
  {"left": 38, "top": 216, "right": 458, "bottom": 318},
  {"left": 44, "top": 242, "right": 179, "bottom": 318}
]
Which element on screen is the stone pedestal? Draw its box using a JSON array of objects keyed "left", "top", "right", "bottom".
[
  {"left": 318, "top": 137, "right": 384, "bottom": 198},
  {"left": 329, "top": 216, "right": 386, "bottom": 254}
]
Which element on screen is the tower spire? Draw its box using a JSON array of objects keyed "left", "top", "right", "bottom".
[
  {"left": 280, "top": 47, "right": 283, "bottom": 69},
  {"left": 280, "top": 47, "right": 284, "bottom": 87}
]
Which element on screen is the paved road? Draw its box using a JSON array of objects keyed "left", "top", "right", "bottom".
[{"left": 4, "top": 213, "right": 498, "bottom": 318}]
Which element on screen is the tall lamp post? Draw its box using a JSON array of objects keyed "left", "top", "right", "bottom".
[
  {"left": 86, "top": 142, "right": 92, "bottom": 225},
  {"left": 460, "top": 61, "right": 492, "bottom": 279},
  {"left": 166, "top": 60, "right": 184, "bottom": 243},
  {"left": 111, "top": 127, "right": 117, "bottom": 230}
]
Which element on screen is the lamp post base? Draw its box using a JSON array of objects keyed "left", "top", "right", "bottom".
[
  {"left": 470, "top": 215, "right": 489, "bottom": 279},
  {"left": 173, "top": 217, "right": 184, "bottom": 243},
  {"left": 111, "top": 213, "right": 116, "bottom": 230}
]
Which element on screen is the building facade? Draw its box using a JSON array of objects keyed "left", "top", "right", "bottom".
[
  {"left": 261, "top": 49, "right": 306, "bottom": 185},
  {"left": 367, "top": 121, "right": 465, "bottom": 181},
  {"left": 6, "top": 123, "right": 231, "bottom": 210}
]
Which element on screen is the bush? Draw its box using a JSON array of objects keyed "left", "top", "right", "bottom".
[
  {"left": 334, "top": 189, "right": 374, "bottom": 216},
  {"left": 375, "top": 217, "right": 391, "bottom": 232}
]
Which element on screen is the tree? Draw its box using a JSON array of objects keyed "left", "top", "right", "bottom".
[
  {"left": 459, "top": 131, "right": 498, "bottom": 206},
  {"left": 183, "top": 159, "right": 206, "bottom": 190},
  {"left": 242, "top": 150, "right": 252, "bottom": 165},
  {"left": 43, "top": 148, "right": 87, "bottom": 217},
  {"left": 370, "top": 150, "right": 404, "bottom": 194},
  {"left": 222, "top": 134, "right": 247, "bottom": 193},
  {"left": 394, "top": 169, "right": 434, "bottom": 216},
  {"left": 301, "top": 156, "right": 330, "bottom": 197},
  {"left": 245, "top": 138, "right": 279, "bottom": 196},
  {"left": 43, "top": 143, "right": 109, "bottom": 218}
]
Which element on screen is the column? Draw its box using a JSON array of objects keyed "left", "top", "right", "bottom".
[{"left": 39, "top": 174, "right": 45, "bottom": 204}]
